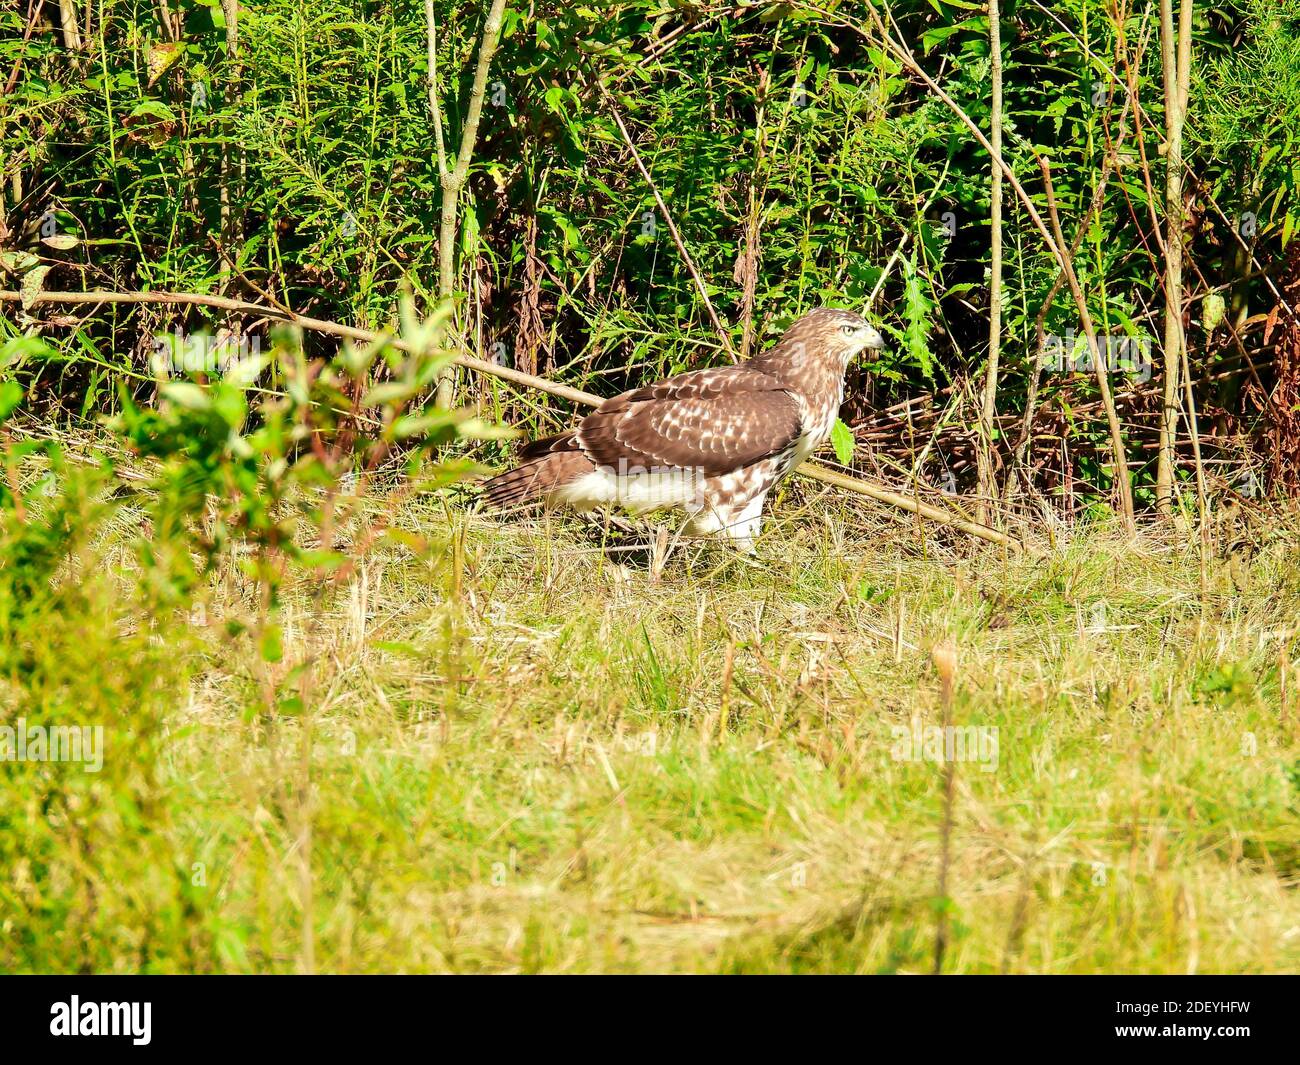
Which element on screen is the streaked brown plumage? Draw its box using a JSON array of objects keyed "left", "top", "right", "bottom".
[{"left": 483, "top": 307, "right": 885, "bottom": 550}]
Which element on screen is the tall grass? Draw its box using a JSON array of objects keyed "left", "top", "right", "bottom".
[{"left": 2, "top": 439, "right": 1296, "bottom": 971}]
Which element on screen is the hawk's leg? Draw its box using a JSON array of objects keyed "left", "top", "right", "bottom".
[
  {"left": 724, "top": 492, "right": 768, "bottom": 554},
  {"left": 684, "top": 492, "right": 767, "bottom": 554}
]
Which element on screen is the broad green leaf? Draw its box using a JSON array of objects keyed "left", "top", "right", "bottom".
[
  {"left": 20, "top": 266, "right": 51, "bottom": 310},
  {"left": 1203, "top": 292, "right": 1227, "bottom": 332},
  {"left": 830, "top": 418, "right": 855, "bottom": 466},
  {"left": 0, "top": 250, "right": 40, "bottom": 275},
  {"left": 362, "top": 380, "right": 422, "bottom": 407},
  {"left": 147, "top": 42, "right": 184, "bottom": 86},
  {"left": 160, "top": 382, "right": 212, "bottom": 410},
  {"left": 260, "top": 624, "right": 283, "bottom": 663},
  {"left": 0, "top": 380, "right": 24, "bottom": 421}
]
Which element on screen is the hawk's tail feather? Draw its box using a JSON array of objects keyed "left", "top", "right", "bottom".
[
  {"left": 481, "top": 440, "right": 595, "bottom": 509},
  {"left": 517, "top": 430, "right": 579, "bottom": 463}
]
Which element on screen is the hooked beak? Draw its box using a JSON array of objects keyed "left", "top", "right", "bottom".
[{"left": 861, "top": 326, "right": 886, "bottom": 353}]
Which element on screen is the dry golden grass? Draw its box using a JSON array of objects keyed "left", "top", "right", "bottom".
[{"left": 151, "top": 496, "right": 1299, "bottom": 973}]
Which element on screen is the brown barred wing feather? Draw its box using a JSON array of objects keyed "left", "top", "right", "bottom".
[{"left": 574, "top": 368, "right": 803, "bottom": 477}]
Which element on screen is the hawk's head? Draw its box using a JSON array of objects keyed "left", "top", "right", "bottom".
[
  {"left": 753, "top": 307, "right": 886, "bottom": 381},
  {"left": 798, "top": 307, "right": 886, "bottom": 359}
]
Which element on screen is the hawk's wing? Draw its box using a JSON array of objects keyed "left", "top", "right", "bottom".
[{"left": 575, "top": 367, "right": 803, "bottom": 477}]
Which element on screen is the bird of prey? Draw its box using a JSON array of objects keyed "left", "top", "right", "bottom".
[{"left": 482, "top": 307, "right": 885, "bottom": 551}]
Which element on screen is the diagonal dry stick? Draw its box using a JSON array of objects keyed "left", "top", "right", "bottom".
[
  {"left": 593, "top": 77, "right": 739, "bottom": 362},
  {"left": 0, "top": 288, "right": 1019, "bottom": 550},
  {"left": 1036, "top": 155, "right": 1136, "bottom": 530}
]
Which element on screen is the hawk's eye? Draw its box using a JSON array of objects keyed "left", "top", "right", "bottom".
[{"left": 840, "top": 324, "right": 858, "bottom": 337}]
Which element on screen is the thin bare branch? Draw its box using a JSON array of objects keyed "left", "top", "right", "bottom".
[
  {"left": 594, "top": 76, "right": 739, "bottom": 362},
  {"left": 1037, "top": 156, "right": 1136, "bottom": 530}
]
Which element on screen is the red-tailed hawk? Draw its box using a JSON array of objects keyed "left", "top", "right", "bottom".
[{"left": 483, "top": 308, "right": 885, "bottom": 551}]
